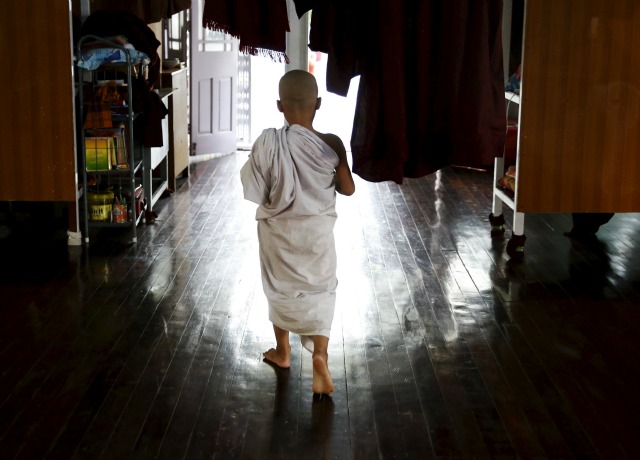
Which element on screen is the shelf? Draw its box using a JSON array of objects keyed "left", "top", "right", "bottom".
[
  {"left": 156, "top": 88, "right": 177, "bottom": 99},
  {"left": 84, "top": 158, "right": 143, "bottom": 175},
  {"left": 494, "top": 186, "right": 515, "bottom": 210},
  {"left": 112, "top": 113, "right": 141, "bottom": 122},
  {"left": 505, "top": 91, "right": 520, "bottom": 105},
  {"left": 143, "top": 91, "right": 170, "bottom": 215},
  {"left": 150, "top": 177, "right": 168, "bottom": 203},
  {"left": 87, "top": 215, "right": 144, "bottom": 228},
  {"left": 161, "top": 69, "right": 189, "bottom": 191},
  {"left": 82, "top": 184, "right": 146, "bottom": 230},
  {"left": 77, "top": 34, "right": 145, "bottom": 244}
]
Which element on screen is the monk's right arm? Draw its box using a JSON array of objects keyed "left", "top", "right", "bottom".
[
  {"left": 335, "top": 160, "right": 355, "bottom": 196},
  {"left": 318, "top": 132, "right": 355, "bottom": 196}
]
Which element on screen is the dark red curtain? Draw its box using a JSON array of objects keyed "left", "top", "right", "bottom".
[
  {"left": 296, "top": 0, "right": 506, "bottom": 183},
  {"left": 202, "top": 0, "right": 290, "bottom": 62}
]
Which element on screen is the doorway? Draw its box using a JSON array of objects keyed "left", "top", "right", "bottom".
[
  {"left": 189, "top": 0, "right": 238, "bottom": 156},
  {"left": 178, "top": 3, "right": 359, "bottom": 155}
]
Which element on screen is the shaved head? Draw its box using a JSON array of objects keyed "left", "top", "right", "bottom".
[{"left": 278, "top": 70, "right": 319, "bottom": 111}]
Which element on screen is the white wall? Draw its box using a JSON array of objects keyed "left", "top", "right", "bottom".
[{"left": 250, "top": 56, "right": 285, "bottom": 143}]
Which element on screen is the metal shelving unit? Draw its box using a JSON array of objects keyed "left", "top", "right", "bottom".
[{"left": 76, "top": 35, "right": 146, "bottom": 244}]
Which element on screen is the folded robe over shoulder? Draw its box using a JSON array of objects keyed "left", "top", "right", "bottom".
[{"left": 240, "top": 125, "right": 340, "bottom": 349}]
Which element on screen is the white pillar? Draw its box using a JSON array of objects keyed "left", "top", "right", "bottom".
[{"left": 285, "top": 0, "right": 309, "bottom": 72}]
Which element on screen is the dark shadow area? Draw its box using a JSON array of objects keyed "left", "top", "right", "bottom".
[
  {"left": 303, "top": 394, "right": 335, "bottom": 457},
  {"left": 565, "top": 236, "right": 612, "bottom": 299},
  {"left": 0, "top": 201, "right": 72, "bottom": 286}
]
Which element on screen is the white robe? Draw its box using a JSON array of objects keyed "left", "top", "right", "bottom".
[{"left": 240, "top": 125, "right": 339, "bottom": 351}]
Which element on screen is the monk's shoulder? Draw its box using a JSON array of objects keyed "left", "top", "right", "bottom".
[{"left": 315, "top": 132, "right": 345, "bottom": 155}]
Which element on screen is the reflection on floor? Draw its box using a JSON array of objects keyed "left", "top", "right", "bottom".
[{"left": 1, "top": 153, "right": 639, "bottom": 459}]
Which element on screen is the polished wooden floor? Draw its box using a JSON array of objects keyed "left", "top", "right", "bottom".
[{"left": 1, "top": 153, "right": 639, "bottom": 459}]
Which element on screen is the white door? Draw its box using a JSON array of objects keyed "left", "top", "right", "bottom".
[{"left": 190, "top": 0, "right": 238, "bottom": 155}]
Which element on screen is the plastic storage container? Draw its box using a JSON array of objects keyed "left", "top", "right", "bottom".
[{"left": 87, "top": 190, "right": 114, "bottom": 222}]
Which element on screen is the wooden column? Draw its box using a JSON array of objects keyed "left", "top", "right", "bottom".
[{"left": 0, "top": 0, "right": 77, "bottom": 202}]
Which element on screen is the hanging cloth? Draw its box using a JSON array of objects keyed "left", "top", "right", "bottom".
[
  {"left": 295, "top": 0, "right": 371, "bottom": 96},
  {"left": 89, "top": 0, "right": 192, "bottom": 24},
  {"left": 297, "top": 0, "right": 506, "bottom": 184},
  {"left": 202, "top": 0, "right": 290, "bottom": 62}
]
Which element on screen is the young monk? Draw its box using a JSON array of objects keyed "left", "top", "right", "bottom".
[{"left": 240, "top": 70, "right": 355, "bottom": 394}]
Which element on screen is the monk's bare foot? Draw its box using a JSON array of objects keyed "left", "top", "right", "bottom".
[
  {"left": 263, "top": 347, "right": 290, "bottom": 369},
  {"left": 312, "top": 354, "right": 334, "bottom": 394}
]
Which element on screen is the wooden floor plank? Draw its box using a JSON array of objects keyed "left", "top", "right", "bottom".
[
  {"left": 2, "top": 156, "right": 640, "bottom": 459},
  {"left": 106, "top": 171, "right": 246, "bottom": 457}
]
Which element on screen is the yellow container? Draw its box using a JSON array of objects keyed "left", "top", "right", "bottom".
[{"left": 88, "top": 191, "right": 114, "bottom": 222}]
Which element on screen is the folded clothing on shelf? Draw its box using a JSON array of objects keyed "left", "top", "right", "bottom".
[{"left": 77, "top": 46, "right": 150, "bottom": 70}]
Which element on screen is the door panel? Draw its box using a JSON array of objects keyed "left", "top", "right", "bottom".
[
  {"left": 190, "top": 0, "right": 238, "bottom": 155},
  {"left": 198, "top": 78, "right": 213, "bottom": 134},
  {"left": 218, "top": 77, "right": 232, "bottom": 132}
]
